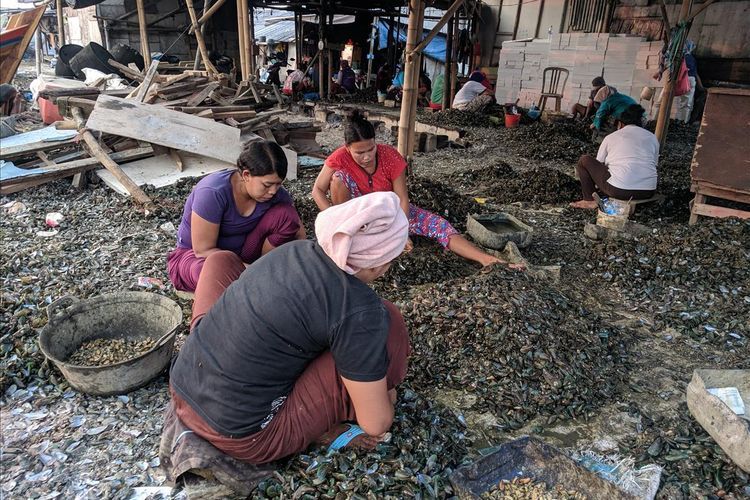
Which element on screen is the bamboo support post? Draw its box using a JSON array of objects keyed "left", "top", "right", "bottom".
[
  {"left": 410, "top": 0, "right": 464, "bottom": 56},
  {"left": 365, "top": 17, "right": 378, "bottom": 88},
  {"left": 405, "top": 4, "right": 425, "bottom": 161},
  {"left": 318, "top": 9, "right": 325, "bottom": 96},
  {"left": 191, "top": 0, "right": 227, "bottom": 31},
  {"left": 194, "top": 0, "right": 212, "bottom": 70},
  {"left": 397, "top": 0, "right": 424, "bottom": 161},
  {"left": 71, "top": 107, "right": 152, "bottom": 206},
  {"left": 449, "top": 14, "right": 459, "bottom": 108},
  {"left": 240, "top": 0, "right": 251, "bottom": 80},
  {"left": 442, "top": 12, "right": 454, "bottom": 109},
  {"left": 237, "top": 0, "right": 247, "bottom": 79},
  {"left": 654, "top": 0, "right": 693, "bottom": 147},
  {"left": 186, "top": 0, "right": 218, "bottom": 76},
  {"left": 35, "top": 27, "right": 43, "bottom": 77},
  {"left": 248, "top": 3, "right": 256, "bottom": 77},
  {"left": 56, "top": 0, "right": 65, "bottom": 47},
  {"left": 136, "top": 0, "right": 151, "bottom": 68},
  {"left": 327, "top": 14, "right": 334, "bottom": 100}
]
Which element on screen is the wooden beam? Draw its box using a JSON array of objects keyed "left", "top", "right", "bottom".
[
  {"left": 136, "top": 0, "right": 151, "bottom": 68},
  {"left": 56, "top": 0, "right": 65, "bottom": 46},
  {"left": 133, "top": 60, "right": 160, "bottom": 102},
  {"left": 72, "top": 107, "right": 152, "bottom": 205},
  {"left": 406, "top": 3, "right": 425, "bottom": 161},
  {"left": 0, "top": 148, "right": 153, "bottom": 195},
  {"left": 687, "top": 0, "right": 718, "bottom": 22},
  {"left": 108, "top": 58, "right": 144, "bottom": 81},
  {"left": 195, "top": 0, "right": 228, "bottom": 28},
  {"left": 185, "top": 0, "right": 219, "bottom": 76},
  {"left": 658, "top": 0, "right": 671, "bottom": 43},
  {"left": 397, "top": 0, "right": 424, "bottom": 160},
  {"left": 411, "top": 0, "right": 464, "bottom": 55}
]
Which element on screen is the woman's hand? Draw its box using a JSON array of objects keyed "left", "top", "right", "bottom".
[{"left": 403, "top": 238, "right": 414, "bottom": 253}]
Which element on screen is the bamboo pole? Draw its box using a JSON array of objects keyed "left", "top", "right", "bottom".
[
  {"left": 248, "top": 3, "right": 256, "bottom": 77},
  {"left": 327, "top": 13, "right": 334, "bottom": 99},
  {"left": 442, "top": 11, "right": 454, "bottom": 109},
  {"left": 318, "top": 9, "right": 325, "bottom": 96},
  {"left": 242, "top": 0, "right": 252, "bottom": 80},
  {"left": 238, "top": 0, "right": 249, "bottom": 79},
  {"left": 449, "top": 14, "right": 459, "bottom": 108},
  {"left": 71, "top": 107, "right": 153, "bottom": 206},
  {"left": 654, "top": 0, "right": 693, "bottom": 147},
  {"left": 365, "top": 17, "right": 378, "bottom": 88},
  {"left": 35, "top": 28, "right": 43, "bottom": 77},
  {"left": 410, "top": 0, "right": 464, "bottom": 56},
  {"left": 195, "top": 0, "right": 212, "bottom": 70},
  {"left": 136, "top": 0, "right": 151, "bottom": 68},
  {"left": 186, "top": 0, "right": 218, "bottom": 76},
  {"left": 198, "top": 0, "right": 226, "bottom": 26},
  {"left": 405, "top": 3, "right": 425, "bottom": 161},
  {"left": 56, "top": 0, "right": 65, "bottom": 47},
  {"left": 397, "top": 0, "right": 424, "bottom": 160}
]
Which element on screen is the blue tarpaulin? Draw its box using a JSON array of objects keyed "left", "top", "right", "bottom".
[{"left": 377, "top": 20, "right": 447, "bottom": 63}]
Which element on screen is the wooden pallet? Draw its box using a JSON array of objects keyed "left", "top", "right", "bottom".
[{"left": 689, "top": 182, "right": 750, "bottom": 224}]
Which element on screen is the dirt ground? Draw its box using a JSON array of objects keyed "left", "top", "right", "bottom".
[{"left": 1, "top": 110, "right": 748, "bottom": 499}]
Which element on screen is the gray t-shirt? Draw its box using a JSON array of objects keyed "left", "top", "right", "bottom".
[{"left": 170, "top": 240, "right": 390, "bottom": 437}]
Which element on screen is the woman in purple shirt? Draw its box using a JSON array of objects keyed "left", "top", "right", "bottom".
[{"left": 167, "top": 141, "right": 304, "bottom": 292}]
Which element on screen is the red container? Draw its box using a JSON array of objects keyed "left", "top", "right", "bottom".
[
  {"left": 505, "top": 113, "right": 521, "bottom": 128},
  {"left": 39, "top": 97, "right": 64, "bottom": 124}
]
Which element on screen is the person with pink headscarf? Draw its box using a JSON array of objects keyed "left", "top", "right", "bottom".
[{"left": 165, "top": 192, "right": 412, "bottom": 464}]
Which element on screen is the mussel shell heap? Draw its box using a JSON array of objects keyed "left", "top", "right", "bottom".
[
  {"left": 588, "top": 218, "right": 750, "bottom": 352},
  {"left": 67, "top": 338, "right": 157, "bottom": 366},
  {"left": 402, "top": 266, "right": 630, "bottom": 429},
  {"left": 253, "top": 388, "right": 471, "bottom": 499}
]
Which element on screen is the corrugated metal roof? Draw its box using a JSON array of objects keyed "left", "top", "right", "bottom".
[{"left": 254, "top": 20, "right": 296, "bottom": 44}]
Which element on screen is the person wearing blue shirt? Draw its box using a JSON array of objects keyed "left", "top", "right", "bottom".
[{"left": 591, "top": 92, "right": 638, "bottom": 130}]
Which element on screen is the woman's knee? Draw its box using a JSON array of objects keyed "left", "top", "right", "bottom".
[
  {"left": 203, "top": 250, "right": 244, "bottom": 276},
  {"left": 330, "top": 175, "right": 352, "bottom": 205},
  {"left": 264, "top": 204, "right": 302, "bottom": 237}
]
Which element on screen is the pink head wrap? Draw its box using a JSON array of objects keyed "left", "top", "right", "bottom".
[{"left": 315, "top": 192, "right": 409, "bottom": 274}]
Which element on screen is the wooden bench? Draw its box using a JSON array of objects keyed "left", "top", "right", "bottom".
[{"left": 623, "top": 194, "right": 665, "bottom": 216}]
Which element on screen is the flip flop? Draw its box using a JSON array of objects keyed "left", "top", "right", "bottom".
[{"left": 327, "top": 423, "right": 366, "bottom": 454}]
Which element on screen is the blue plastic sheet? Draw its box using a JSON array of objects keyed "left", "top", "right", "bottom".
[
  {"left": 0, "top": 161, "right": 45, "bottom": 182},
  {"left": 377, "top": 20, "right": 447, "bottom": 63}
]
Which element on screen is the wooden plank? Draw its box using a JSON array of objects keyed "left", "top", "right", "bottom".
[
  {"left": 271, "top": 84, "right": 284, "bottom": 108},
  {"left": 133, "top": 60, "right": 161, "bottom": 102},
  {"left": 38, "top": 88, "right": 100, "bottom": 100},
  {"left": 175, "top": 105, "right": 257, "bottom": 114},
  {"left": 186, "top": 82, "right": 220, "bottom": 107},
  {"left": 0, "top": 138, "right": 76, "bottom": 159},
  {"left": 0, "top": 6, "right": 46, "bottom": 84},
  {"left": 692, "top": 202, "right": 750, "bottom": 221},
  {"left": 107, "top": 59, "right": 144, "bottom": 81},
  {"left": 208, "top": 89, "right": 234, "bottom": 107},
  {"left": 691, "top": 182, "right": 750, "bottom": 204},
  {"left": 168, "top": 149, "right": 184, "bottom": 171},
  {"left": 86, "top": 95, "right": 242, "bottom": 164},
  {"left": 212, "top": 110, "right": 256, "bottom": 120},
  {"left": 0, "top": 147, "right": 153, "bottom": 194}
]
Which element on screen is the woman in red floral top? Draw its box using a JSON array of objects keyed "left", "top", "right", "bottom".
[{"left": 312, "top": 111, "right": 519, "bottom": 268}]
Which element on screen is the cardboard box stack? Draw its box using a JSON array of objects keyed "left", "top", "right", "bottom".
[{"left": 495, "top": 33, "right": 670, "bottom": 119}]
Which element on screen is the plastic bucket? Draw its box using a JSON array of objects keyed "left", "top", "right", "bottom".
[
  {"left": 69, "top": 42, "right": 120, "bottom": 80},
  {"left": 505, "top": 113, "right": 521, "bottom": 128}
]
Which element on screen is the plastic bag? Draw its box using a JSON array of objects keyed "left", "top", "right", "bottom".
[{"left": 673, "top": 60, "right": 690, "bottom": 97}]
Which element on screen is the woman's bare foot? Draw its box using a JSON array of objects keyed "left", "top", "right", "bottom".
[
  {"left": 569, "top": 199, "right": 598, "bottom": 209},
  {"left": 315, "top": 424, "right": 379, "bottom": 451}
]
